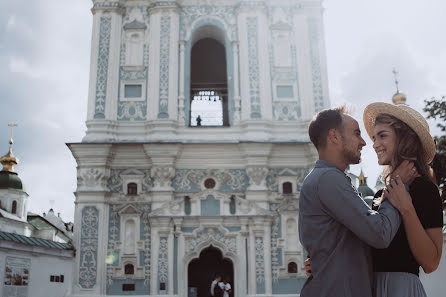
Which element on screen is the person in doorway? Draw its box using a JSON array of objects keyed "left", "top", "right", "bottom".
[
  {"left": 210, "top": 274, "right": 223, "bottom": 297},
  {"left": 298, "top": 106, "right": 417, "bottom": 297},
  {"left": 220, "top": 278, "right": 231, "bottom": 297}
]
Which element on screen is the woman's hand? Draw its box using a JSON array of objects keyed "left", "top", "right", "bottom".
[
  {"left": 384, "top": 176, "right": 415, "bottom": 215},
  {"left": 303, "top": 256, "right": 312, "bottom": 277}
]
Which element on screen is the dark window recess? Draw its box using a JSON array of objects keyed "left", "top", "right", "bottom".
[
  {"left": 125, "top": 264, "right": 134, "bottom": 275},
  {"left": 122, "top": 284, "right": 135, "bottom": 291},
  {"left": 204, "top": 178, "right": 216, "bottom": 189},
  {"left": 127, "top": 183, "right": 137, "bottom": 195},
  {"left": 50, "top": 275, "right": 55, "bottom": 282},
  {"left": 184, "top": 196, "right": 191, "bottom": 215},
  {"left": 160, "top": 282, "right": 166, "bottom": 291},
  {"left": 11, "top": 200, "right": 17, "bottom": 214},
  {"left": 229, "top": 195, "right": 236, "bottom": 215},
  {"left": 288, "top": 262, "right": 297, "bottom": 273},
  {"left": 55, "top": 276, "right": 60, "bottom": 282},
  {"left": 283, "top": 182, "right": 293, "bottom": 194},
  {"left": 60, "top": 275, "right": 64, "bottom": 283}
]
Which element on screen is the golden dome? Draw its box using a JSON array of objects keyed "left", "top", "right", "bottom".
[
  {"left": 392, "top": 92, "right": 407, "bottom": 105},
  {"left": 0, "top": 138, "right": 19, "bottom": 173}
]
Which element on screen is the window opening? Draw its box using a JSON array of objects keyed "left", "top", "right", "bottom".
[
  {"left": 127, "top": 183, "right": 137, "bottom": 195},
  {"left": 123, "top": 284, "right": 135, "bottom": 291},
  {"left": 125, "top": 264, "right": 134, "bottom": 275},
  {"left": 288, "top": 262, "right": 297, "bottom": 273},
  {"left": 204, "top": 178, "right": 216, "bottom": 189},
  {"left": 11, "top": 200, "right": 17, "bottom": 214},
  {"left": 184, "top": 196, "right": 191, "bottom": 215},
  {"left": 229, "top": 195, "right": 236, "bottom": 215},
  {"left": 190, "top": 38, "right": 228, "bottom": 126},
  {"left": 283, "top": 182, "right": 293, "bottom": 194}
]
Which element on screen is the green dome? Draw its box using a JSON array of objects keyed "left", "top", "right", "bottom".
[
  {"left": 0, "top": 171, "right": 24, "bottom": 191},
  {"left": 358, "top": 184, "right": 374, "bottom": 198}
]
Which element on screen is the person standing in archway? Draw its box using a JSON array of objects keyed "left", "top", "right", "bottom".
[{"left": 210, "top": 275, "right": 223, "bottom": 297}]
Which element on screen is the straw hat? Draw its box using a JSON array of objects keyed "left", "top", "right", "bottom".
[{"left": 363, "top": 102, "right": 436, "bottom": 164}]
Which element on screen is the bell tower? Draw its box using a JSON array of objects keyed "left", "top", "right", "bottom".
[{"left": 69, "top": 1, "right": 330, "bottom": 296}]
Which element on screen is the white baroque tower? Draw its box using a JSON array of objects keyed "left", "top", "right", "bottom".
[{"left": 68, "top": 0, "right": 329, "bottom": 296}]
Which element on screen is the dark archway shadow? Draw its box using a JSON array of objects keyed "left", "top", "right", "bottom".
[{"left": 188, "top": 245, "right": 234, "bottom": 297}]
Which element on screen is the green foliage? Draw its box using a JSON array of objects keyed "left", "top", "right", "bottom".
[{"left": 423, "top": 96, "right": 446, "bottom": 208}]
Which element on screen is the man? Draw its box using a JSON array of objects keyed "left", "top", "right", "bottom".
[
  {"left": 210, "top": 274, "right": 222, "bottom": 297},
  {"left": 298, "top": 107, "right": 415, "bottom": 297}
]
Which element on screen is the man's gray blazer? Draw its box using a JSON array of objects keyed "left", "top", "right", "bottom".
[{"left": 298, "top": 160, "right": 401, "bottom": 297}]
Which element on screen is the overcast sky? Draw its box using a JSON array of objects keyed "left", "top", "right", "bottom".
[{"left": 1, "top": 0, "right": 445, "bottom": 222}]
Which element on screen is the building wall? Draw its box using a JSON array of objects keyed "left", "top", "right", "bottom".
[
  {"left": 69, "top": 0, "right": 327, "bottom": 296},
  {"left": 0, "top": 241, "right": 74, "bottom": 297}
]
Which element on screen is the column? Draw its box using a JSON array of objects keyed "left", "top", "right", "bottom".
[
  {"left": 178, "top": 40, "right": 186, "bottom": 126},
  {"left": 232, "top": 41, "right": 241, "bottom": 125},
  {"left": 264, "top": 219, "right": 273, "bottom": 295}
]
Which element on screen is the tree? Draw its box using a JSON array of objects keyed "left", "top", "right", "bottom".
[{"left": 423, "top": 96, "right": 446, "bottom": 209}]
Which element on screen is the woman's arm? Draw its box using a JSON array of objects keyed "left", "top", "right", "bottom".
[{"left": 385, "top": 177, "right": 443, "bottom": 273}]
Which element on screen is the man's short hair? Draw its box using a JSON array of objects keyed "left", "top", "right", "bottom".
[{"left": 308, "top": 106, "right": 347, "bottom": 149}]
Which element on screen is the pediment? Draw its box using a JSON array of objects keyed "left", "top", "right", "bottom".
[
  {"left": 124, "top": 20, "right": 147, "bottom": 30},
  {"left": 118, "top": 204, "right": 142, "bottom": 216}
]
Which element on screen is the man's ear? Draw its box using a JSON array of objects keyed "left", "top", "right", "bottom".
[{"left": 327, "top": 128, "right": 340, "bottom": 144}]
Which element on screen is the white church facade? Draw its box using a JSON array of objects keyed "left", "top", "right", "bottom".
[{"left": 68, "top": 0, "right": 329, "bottom": 296}]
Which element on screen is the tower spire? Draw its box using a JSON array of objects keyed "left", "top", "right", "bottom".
[
  {"left": 391, "top": 68, "right": 407, "bottom": 105},
  {"left": 392, "top": 68, "right": 400, "bottom": 94},
  {"left": 1, "top": 122, "right": 19, "bottom": 172}
]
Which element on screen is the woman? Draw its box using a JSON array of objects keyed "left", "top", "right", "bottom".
[
  {"left": 304, "top": 103, "right": 443, "bottom": 297},
  {"left": 363, "top": 102, "right": 443, "bottom": 297}
]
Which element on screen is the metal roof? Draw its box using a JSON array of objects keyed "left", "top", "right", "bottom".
[{"left": 0, "top": 231, "right": 73, "bottom": 250}]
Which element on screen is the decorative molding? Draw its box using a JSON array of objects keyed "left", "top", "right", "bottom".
[
  {"left": 106, "top": 203, "right": 152, "bottom": 286},
  {"left": 246, "top": 17, "right": 261, "bottom": 119},
  {"left": 255, "top": 236, "right": 265, "bottom": 283},
  {"left": 118, "top": 101, "right": 147, "bottom": 121},
  {"left": 265, "top": 168, "right": 308, "bottom": 192},
  {"left": 307, "top": 18, "right": 324, "bottom": 112},
  {"left": 246, "top": 166, "right": 269, "bottom": 187},
  {"left": 79, "top": 206, "right": 99, "bottom": 289},
  {"left": 158, "top": 15, "right": 171, "bottom": 119},
  {"left": 94, "top": 16, "right": 112, "bottom": 119},
  {"left": 158, "top": 237, "right": 169, "bottom": 288},
  {"left": 77, "top": 168, "right": 108, "bottom": 191},
  {"left": 107, "top": 169, "right": 153, "bottom": 193},
  {"left": 273, "top": 102, "right": 300, "bottom": 121},
  {"left": 151, "top": 166, "right": 175, "bottom": 189},
  {"left": 180, "top": 5, "right": 237, "bottom": 41},
  {"left": 185, "top": 227, "right": 237, "bottom": 255},
  {"left": 172, "top": 169, "right": 249, "bottom": 192}
]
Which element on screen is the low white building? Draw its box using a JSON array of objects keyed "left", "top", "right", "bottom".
[{"left": 0, "top": 136, "right": 75, "bottom": 297}]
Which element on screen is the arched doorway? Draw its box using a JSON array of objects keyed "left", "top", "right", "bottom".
[{"left": 188, "top": 246, "right": 234, "bottom": 297}]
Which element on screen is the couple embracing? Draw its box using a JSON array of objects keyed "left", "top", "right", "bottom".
[{"left": 299, "top": 103, "right": 443, "bottom": 297}]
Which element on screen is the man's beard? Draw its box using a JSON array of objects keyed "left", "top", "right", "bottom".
[{"left": 342, "top": 143, "right": 361, "bottom": 165}]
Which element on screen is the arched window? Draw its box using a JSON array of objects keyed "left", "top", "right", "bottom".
[
  {"left": 11, "top": 201, "right": 17, "bottom": 214},
  {"left": 190, "top": 37, "right": 228, "bottom": 127},
  {"left": 127, "top": 183, "right": 137, "bottom": 195},
  {"left": 184, "top": 196, "right": 191, "bottom": 215},
  {"left": 288, "top": 262, "right": 297, "bottom": 273},
  {"left": 125, "top": 264, "right": 134, "bottom": 275},
  {"left": 282, "top": 182, "right": 293, "bottom": 194}
]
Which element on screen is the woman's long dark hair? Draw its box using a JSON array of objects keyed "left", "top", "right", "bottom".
[{"left": 375, "top": 114, "right": 432, "bottom": 184}]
